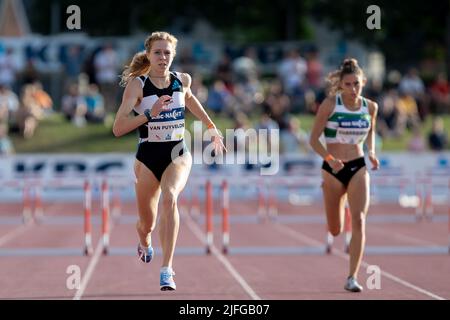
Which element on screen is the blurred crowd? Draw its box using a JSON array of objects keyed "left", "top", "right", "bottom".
[{"left": 0, "top": 42, "right": 449, "bottom": 156}]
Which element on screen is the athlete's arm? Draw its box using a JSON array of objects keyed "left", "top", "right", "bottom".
[
  {"left": 113, "top": 78, "right": 146, "bottom": 137},
  {"left": 309, "top": 97, "right": 344, "bottom": 172},
  {"left": 309, "top": 97, "right": 335, "bottom": 159},
  {"left": 181, "top": 73, "right": 216, "bottom": 128},
  {"left": 112, "top": 78, "right": 171, "bottom": 137},
  {"left": 181, "top": 72, "right": 227, "bottom": 153},
  {"left": 366, "top": 100, "right": 380, "bottom": 170}
]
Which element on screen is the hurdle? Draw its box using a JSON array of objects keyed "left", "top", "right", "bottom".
[
  {"left": 34, "top": 182, "right": 44, "bottom": 222},
  {"left": 205, "top": 180, "right": 213, "bottom": 254},
  {"left": 415, "top": 177, "right": 423, "bottom": 221},
  {"left": 267, "top": 183, "right": 278, "bottom": 222},
  {"left": 111, "top": 184, "right": 122, "bottom": 220},
  {"left": 101, "top": 179, "right": 110, "bottom": 255},
  {"left": 325, "top": 205, "right": 352, "bottom": 255},
  {"left": 424, "top": 179, "right": 433, "bottom": 221},
  {"left": 22, "top": 182, "right": 32, "bottom": 224},
  {"left": 83, "top": 180, "right": 93, "bottom": 256},
  {"left": 344, "top": 206, "right": 352, "bottom": 254},
  {"left": 222, "top": 180, "right": 230, "bottom": 254}
]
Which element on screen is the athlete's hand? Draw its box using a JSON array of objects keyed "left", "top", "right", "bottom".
[
  {"left": 208, "top": 127, "right": 227, "bottom": 156},
  {"left": 368, "top": 152, "right": 380, "bottom": 170},
  {"left": 329, "top": 158, "right": 344, "bottom": 174},
  {"left": 150, "top": 95, "right": 173, "bottom": 117}
]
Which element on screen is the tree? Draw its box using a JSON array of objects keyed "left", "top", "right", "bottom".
[{"left": 310, "top": 0, "right": 450, "bottom": 70}]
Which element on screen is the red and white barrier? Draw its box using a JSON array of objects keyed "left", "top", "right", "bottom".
[
  {"left": 22, "top": 183, "right": 32, "bottom": 224},
  {"left": 101, "top": 180, "right": 110, "bottom": 255},
  {"left": 415, "top": 181, "right": 423, "bottom": 221},
  {"left": 268, "top": 184, "right": 278, "bottom": 222},
  {"left": 190, "top": 185, "right": 200, "bottom": 220},
  {"left": 424, "top": 181, "right": 433, "bottom": 221},
  {"left": 205, "top": 180, "right": 213, "bottom": 254},
  {"left": 326, "top": 231, "right": 333, "bottom": 254},
  {"left": 84, "top": 180, "right": 93, "bottom": 256},
  {"left": 222, "top": 180, "right": 230, "bottom": 254},
  {"left": 33, "top": 183, "right": 44, "bottom": 222},
  {"left": 111, "top": 185, "right": 122, "bottom": 220},
  {"left": 344, "top": 206, "right": 352, "bottom": 254}
]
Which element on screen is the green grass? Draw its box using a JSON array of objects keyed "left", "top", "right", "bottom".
[{"left": 10, "top": 113, "right": 450, "bottom": 153}]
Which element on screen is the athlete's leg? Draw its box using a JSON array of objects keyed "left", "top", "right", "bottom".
[
  {"left": 159, "top": 152, "right": 192, "bottom": 269},
  {"left": 346, "top": 167, "right": 370, "bottom": 278},
  {"left": 134, "top": 159, "right": 161, "bottom": 248},
  {"left": 321, "top": 170, "right": 347, "bottom": 236}
]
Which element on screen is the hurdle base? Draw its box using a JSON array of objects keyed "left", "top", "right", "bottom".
[{"left": 84, "top": 246, "right": 93, "bottom": 256}]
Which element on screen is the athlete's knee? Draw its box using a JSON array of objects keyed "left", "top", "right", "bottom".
[
  {"left": 162, "top": 190, "right": 178, "bottom": 209},
  {"left": 138, "top": 220, "right": 155, "bottom": 234},
  {"left": 329, "top": 225, "right": 343, "bottom": 237},
  {"left": 352, "top": 212, "right": 366, "bottom": 231}
]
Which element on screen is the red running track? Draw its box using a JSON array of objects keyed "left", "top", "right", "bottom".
[{"left": 0, "top": 200, "right": 449, "bottom": 300}]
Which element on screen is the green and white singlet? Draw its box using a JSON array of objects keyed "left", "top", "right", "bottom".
[{"left": 324, "top": 93, "right": 371, "bottom": 145}]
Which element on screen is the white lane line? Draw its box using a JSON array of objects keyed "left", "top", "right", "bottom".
[
  {"left": 73, "top": 220, "right": 114, "bottom": 300},
  {"left": 273, "top": 223, "right": 446, "bottom": 300},
  {"left": 182, "top": 212, "right": 261, "bottom": 300},
  {"left": 0, "top": 201, "right": 66, "bottom": 246},
  {"left": 0, "top": 224, "right": 34, "bottom": 247},
  {"left": 73, "top": 238, "right": 103, "bottom": 300}
]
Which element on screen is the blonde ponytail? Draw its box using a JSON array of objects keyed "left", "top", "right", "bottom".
[{"left": 119, "top": 51, "right": 150, "bottom": 87}]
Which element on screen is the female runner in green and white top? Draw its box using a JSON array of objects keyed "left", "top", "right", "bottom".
[{"left": 309, "top": 58, "right": 380, "bottom": 292}]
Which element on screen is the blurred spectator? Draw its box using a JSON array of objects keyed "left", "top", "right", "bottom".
[
  {"left": 280, "top": 116, "right": 310, "bottom": 154},
  {"left": 190, "top": 74, "right": 208, "bottom": 105},
  {"left": 215, "top": 54, "right": 234, "bottom": 92},
  {"left": 396, "top": 90, "right": 420, "bottom": 134},
  {"left": 428, "top": 116, "right": 448, "bottom": 151},
  {"left": 233, "top": 76, "right": 264, "bottom": 114},
  {"left": 82, "top": 50, "right": 98, "bottom": 85},
  {"left": 399, "top": 68, "right": 430, "bottom": 121},
  {"left": 61, "top": 84, "right": 87, "bottom": 127},
  {"left": 0, "top": 48, "right": 18, "bottom": 90},
  {"left": 206, "top": 80, "right": 234, "bottom": 115},
  {"left": 84, "top": 84, "right": 105, "bottom": 124},
  {"left": 33, "top": 82, "right": 54, "bottom": 117},
  {"left": 377, "top": 89, "right": 399, "bottom": 138},
  {"left": 255, "top": 111, "right": 279, "bottom": 154},
  {"left": 62, "top": 44, "right": 85, "bottom": 85},
  {"left": 21, "top": 59, "right": 39, "bottom": 85},
  {"left": 94, "top": 44, "right": 119, "bottom": 113},
  {"left": 429, "top": 72, "right": 450, "bottom": 114},
  {"left": 17, "top": 85, "right": 41, "bottom": 139},
  {"left": 177, "top": 46, "right": 196, "bottom": 75},
  {"left": 399, "top": 68, "right": 425, "bottom": 99},
  {"left": 0, "top": 85, "right": 19, "bottom": 130},
  {"left": 0, "top": 92, "right": 8, "bottom": 125},
  {"left": 407, "top": 127, "right": 426, "bottom": 153},
  {"left": 399, "top": 68, "right": 427, "bottom": 120},
  {"left": 365, "top": 79, "right": 383, "bottom": 104},
  {"left": 262, "top": 79, "right": 291, "bottom": 130},
  {"left": 305, "top": 50, "right": 323, "bottom": 92},
  {"left": 232, "top": 47, "right": 260, "bottom": 84},
  {"left": 0, "top": 123, "right": 14, "bottom": 155},
  {"left": 278, "top": 48, "right": 307, "bottom": 95},
  {"left": 231, "top": 111, "right": 251, "bottom": 153}
]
